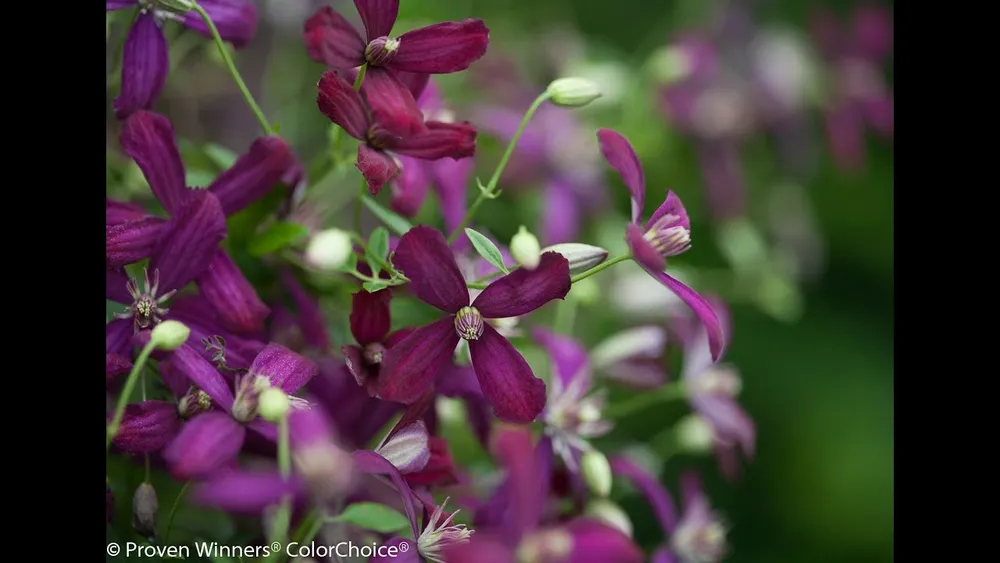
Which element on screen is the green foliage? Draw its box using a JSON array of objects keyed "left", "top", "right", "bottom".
[
  {"left": 366, "top": 226, "right": 391, "bottom": 277},
  {"left": 362, "top": 196, "right": 413, "bottom": 235},
  {"left": 247, "top": 222, "right": 310, "bottom": 257},
  {"left": 465, "top": 228, "right": 509, "bottom": 274},
  {"left": 330, "top": 502, "right": 411, "bottom": 534}
]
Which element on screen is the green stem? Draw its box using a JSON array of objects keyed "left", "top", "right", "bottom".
[
  {"left": 350, "top": 233, "right": 398, "bottom": 277},
  {"left": 570, "top": 254, "right": 631, "bottom": 284},
  {"left": 605, "top": 381, "right": 688, "bottom": 419},
  {"left": 353, "top": 64, "right": 368, "bottom": 90},
  {"left": 447, "top": 92, "right": 551, "bottom": 243},
  {"left": 191, "top": 1, "right": 273, "bottom": 135},
  {"left": 107, "top": 340, "right": 157, "bottom": 451},
  {"left": 466, "top": 281, "right": 488, "bottom": 290},
  {"left": 267, "top": 414, "right": 293, "bottom": 561},
  {"left": 163, "top": 480, "right": 192, "bottom": 544},
  {"left": 141, "top": 367, "right": 151, "bottom": 482}
]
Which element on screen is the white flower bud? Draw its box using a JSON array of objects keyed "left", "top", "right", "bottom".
[
  {"left": 540, "top": 243, "right": 609, "bottom": 274},
  {"left": 510, "top": 226, "right": 542, "bottom": 270},
  {"left": 155, "top": 0, "right": 194, "bottom": 15},
  {"left": 675, "top": 414, "right": 716, "bottom": 454},
  {"left": 585, "top": 499, "right": 634, "bottom": 537},
  {"left": 258, "top": 388, "right": 291, "bottom": 422},
  {"left": 305, "top": 228, "right": 353, "bottom": 271},
  {"left": 546, "top": 77, "right": 602, "bottom": 108},
  {"left": 580, "top": 449, "right": 613, "bottom": 497},
  {"left": 150, "top": 320, "right": 190, "bottom": 351}
]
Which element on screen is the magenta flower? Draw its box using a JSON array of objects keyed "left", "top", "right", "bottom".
[
  {"left": 316, "top": 70, "right": 476, "bottom": 194},
  {"left": 378, "top": 226, "right": 571, "bottom": 423},
  {"left": 343, "top": 288, "right": 414, "bottom": 396},
  {"left": 107, "top": 0, "right": 258, "bottom": 118},
  {"left": 596, "top": 128, "right": 725, "bottom": 361},
  {"left": 108, "top": 386, "right": 215, "bottom": 456}
]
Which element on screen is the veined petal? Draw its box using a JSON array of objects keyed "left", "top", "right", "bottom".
[
  {"left": 564, "top": 518, "right": 645, "bottom": 563},
  {"left": 197, "top": 250, "right": 271, "bottom": 334},
  {"left": 280, "top": 269, "right": 331, "bottom": 352},
  {"left": 610, "top": 456, "right": 677, "bottom": 534},
  {"left": 646, "top": 191, "right": 691, "bottom": 236},
  {"left": 317, "top": 70, "right": 370, "bottom": 140},
  {"left": 375, "top": 420, "right": 431, "bottom": 474},
  {"left": 391, "top": 156, "right": 432, "bottom": 217},
  {"left": 396, "top": 71, "right": 431, "bottom": 101},
  {"left": 363, "top": 67, "right": 427, "bottom": 139},
  {"left": 378, "top": 318, "right": 460, "bottom": 404},
  {"left": 355, "top": 0, "right": 398, "bottom": 41},
  {"left": 182, "top": 0, "right": 258, "bottom": 48},
  {"left": 304, "top": 6, "right": 366, "bottom": 68},
  {"left": 110, "top": 400, "right": 181, "bottom": 455},
  {"left": 472, "top": 252, "right": 570, "bottom": 319},
  {"left": 114, "top": 13, "right": 168, "bottom": 120},
  {"left": 106, "top": 216, "right": 166, "bottom": 268},
  {"left": 532, "top": 327, "right": 590, "bottom": 390},
  {"left": 389, "top": 121, "right": 476, "bottom": 160},
  {"left": 249, "top": 343, "right": 319, "bottom": 394},
  {"left": 357, "top": 144, "right": 400, "bottom": 195},
  {"left": 106, "top": 352, "right": 132, "bottom": 386},
  {"left": 436, "top": 362, "right": 482, "bottom": 398},
  {"left": 106, "top": 318, "right": 132, "bottom": 354},
  {"left": 392, "top": 225, "right": 469, "bottom": 312},
  {"left": 389, "top": 20, "right": 490, "bottom": 74},
  {"left": 350, "top": 289, "right": 392, "bottom": 345},
  {"left": 194, "top": 469, "right": 300, "bottom": 514},
  {"left": 106, "top": 198, "right": 149, "bottom": 225},
  {"left": 643, "top": 267, "right": 725, "bottom": 361},
  {"left": 469, "top": 324, "right": 546, "bottom": 424},
  {"left": 353, "top": 450, "right": 420, "bottom": 538},
  {"left": 161, "top": 342, "right": 235, "bottom": 410},
  {"left": 163, "top": 412, "right": 246, "bottom": 480},
  {"left": 627, "top": 222, "right": 666, "bottom": 273},
  {"left": 430, "top": 156, "right": 474, "bottom": 249},
  {"left": 119, "top": 111, "right": 188, "bottom": 214},
  {"left": 342, "top": 345, "right": 373, "bottom": 389},
  {"left": 597, "top": 128, "right": 646, "bottom": 223},
  {"left": 208, "top": 136, "right": 296, "bottom": 216},
  {"left": 165, "top": 295, "right": 266, "bottom": 369},
  {"left": 149, "top": 191, "right": 227, "bottom": 293}
]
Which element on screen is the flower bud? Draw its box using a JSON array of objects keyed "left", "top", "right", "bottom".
[
  {"left": 510, "top": 226, "right": 542, "bottom": 270},
  {"left": 132, "top": 482, "right": 158, "bottom": 538},
  {"left": 675, "top": 414, "right": 716, "bottom": 454},
  {"left": 258, "top": 387, "right": 291, "bottom": 422},
  {"left": 585, "top": 499, "right": 634, "bottom": 537},
  {"left": 580, "top": 449, "right": 613, "bottom": 497},
  {"left": 305, "top": 228, "right": 353, "bottom": 271},
  {"left": 154, "top": 0, "right": 194, "bottom": 16},
  {"left": 539, "top": 243, "right": 609, "bottom": 274},
  {"left": 150, "top": 320, "right": 190, "bottom": 351},
  {"left": 546, "top": 77, "right": 602, "bottom": 108}
]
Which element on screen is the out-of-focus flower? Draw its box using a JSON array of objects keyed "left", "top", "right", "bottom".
[
  {"left": 590, "top": 325, "right": 669, "bottom": 389},
  {"left": 342, "top": 289, "right": 413, "bottom": 396}
]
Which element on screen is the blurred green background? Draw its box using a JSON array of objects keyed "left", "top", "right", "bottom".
[{"left": 106, "top": 0, "right": 893, "bottom": 561}]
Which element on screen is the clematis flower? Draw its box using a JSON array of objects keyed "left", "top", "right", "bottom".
[
  {"left": 611, "top": 458, "right": 728, "bottom": 563},
  {"left": 108, "top": 385, "right": 215, "bottom": 455},
  {"left": 271, "top": 268, "right": 332, "bottom": 355},
  {"left": 342, "top": 289, "right": 413, "bottom": 396},
  {"left": 589, "top": 325, "right": 669, "bottom": 389},
  {"left": 455, "top": 238, "right": 521, "bottom": 339},
  {"left": 378, "top": 226, "right": 571, "bottom": 424},
  {"left": 316, "top": 70, "right": 476, "bottom": 194},
  {"left": 107, "top": 0, "right": 258, "bottom": 119},
  {"left": 596, "top": 128, "right": 725, "bottom": 361}
]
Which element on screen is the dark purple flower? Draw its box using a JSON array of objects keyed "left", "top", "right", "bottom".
[
  {"left": 316, "top": 70, "right": 477, "bottom": 194},
  {"left": 108, "top": 1, "right": 258, "bottom": 118},
  {"left": 108, "top": 385, "right": 215, "bottom": 455},
  {"left": 106, "top": 352, "right": 133, "bottom": 387},
  {"left": 270, "top": 269, "right": 332, "bottom": 355},
  {"left": 596, "top": 128, "right": 725, "bottom": 361},
  {"left": 307, "top": 358, "right": 403, "bottom": 449},
  {"left": 342, "top": 289, "right": 413, "bottom": 396},
  {"left": 378, "top": 226, "right": 570, "bottom": 424}
]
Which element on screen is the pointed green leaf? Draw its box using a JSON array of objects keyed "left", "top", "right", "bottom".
[
  {"left": 247, "top": 222, "right": 310, "bottom": 257},
  {"left": 366, "top": 227, "right": 390, "bottom": 277},
  {"left": 362, "top": 196, "right": 412, "bottom": 236},
  {"left": 465, "top": 228, "right": 509, "bottom": 273},
  {"left": 329, "top": 502, "right": 411, "bottom": 534},
  {"left": 362, "top": 280, "right": 390, "bottom": 293}
]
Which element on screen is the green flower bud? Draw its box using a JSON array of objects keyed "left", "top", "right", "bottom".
[
  {"left": 580, "top": 449, "right": 613, "bottom": 497},
  {"left": 546, "top": 77, "right": 602, "bottom": 108},
  {"left": 585, "top": 499, "right": 634, "bottom": 537},
  {"left": 510, "top": 226, "right": 542, "bottom": 270},
  {"left": 132, "top": 482, "right": 158, "bottom": 538},
  {"left": 675, "top": 414, "right": 715, "bottom": 454},
  {"left": 305, "top": 228, "right": 353, "bottom": 271},
  {"left": 154, "top": 0, "right": 194, "bottom": 16},
  {"left": 258, "top": 387, "right": 291, "bottom": 422},
  {"left": 150, "top": 320, "right": 190, "bottom": 351}
]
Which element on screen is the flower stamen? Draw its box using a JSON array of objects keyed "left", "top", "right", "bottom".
[
  {"left": 454, "top": 306, "right": 485, "bottom": 341},
  {"left": 114, "top": 268, "right": 176, "bottom": 332}
]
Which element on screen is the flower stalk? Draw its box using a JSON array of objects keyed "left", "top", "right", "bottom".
[{"left": 106, "top": 339, "right": 157, "bottom": 451}]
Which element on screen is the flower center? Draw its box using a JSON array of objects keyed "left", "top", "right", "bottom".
[
  {"left": 644, "top": 215, "right": 692, "bottom": 258},
  {"left": 417, "top": 497, "right": 474, "bottom": 563},
  {"left": 672, "top": 518, "right": 728, "bottom": 563},
  {"left": 113, "top": 268, "right": 177, "bottom": 331},
  {"left": 365, "top": 36, "right": 401, "bottom": 66},
  {"left": 177, "top": 387, "right": 212, "bottom": 419},
  {"left": 363, "top": 342, "right": 386, "bottom": 364},
  {"left": 231, "top": 373, "right": 272, "bottom": 423},
  {"left": 454, "top": 306, "right": 485, "bottom": 341}
]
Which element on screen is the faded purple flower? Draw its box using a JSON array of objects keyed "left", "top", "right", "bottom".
[{"left": 589, "top": 325, "right": 669, "bottom": 389}]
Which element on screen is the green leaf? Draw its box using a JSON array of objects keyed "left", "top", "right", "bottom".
[
  {"left": 203, "top": 143, "right": 238, "bottom": 171},
  {"left": 338, "top": 252, "right": 359, "bottom": 274},
  {"left": 362, "top": 280, "right": 390, "bottom": 293},
  {"left": 362, "top": 195, "right": 412, "bottom": 236},
  {"left": 330, "top": 502, "right": 411, "bottom": 534},
  {"left": 465, "top": 228, "right": 509, "bottom": 273},
  {"left": 366, "top": 227, "right": 390, "bottom": 276},
  {"left": 247, "top": 222, "right": 310, "bottom": 257}
]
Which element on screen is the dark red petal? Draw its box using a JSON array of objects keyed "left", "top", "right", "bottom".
[
  {"left": 384, "top": 327, "right": 414, "bottom": 348},
  {"left": 404, "top": 436, "right": 459, "bottom": 487},
  {"left": 317, "top": 70, "right": 370, "bottom": 140},
  {"left": 597, "top": 128, "right": 646, "bottom": 223},
  {"left": 303, "top": 6, "right": 366, "bottom": 68},
  {"left": 362, "top": 67, "right": 427, "bottom": 139},
  {"left": 208, "top": 136, "right": 296, "bottom": 216},
  {"left": 114, "top": 13, "right": 168, "bottom": 119},
  {"left": 149, "top": 191, "right": 227, "bottom": 293},
  {"left": 350, "top": 289, "right": 392, "bottom": 345},
  {"left": 106, "top": 216, "right": 166, "bottom": 268},
  {"left": 197, "top": 250, "right": 271, "bottom": 334},
  {"left": 390, "top": 156, "right": 432, "bottom": 217},
  {"left": 356, "top": 144, "right": 400, "bottom": 195},
  {"left": 394, "top": 71, "right": 431, "bottom": 101},
  {"left": 354, "top": 0, "right": 398, "bottom": 41},
  {"left": 389, "top": 19, "right": 490, "bottom": 74},
  {"left": 342, "top": 345, "right": 373, "bottom": 388},
  {"left": 472, "top": 252, "right": 570, "bottom": 319},
  {"left": 160, "top": 341, "right": 235, "bottom": 410},
  {"left": 468, "top": 324, "right": 546, "bottom": 424},
  {"left": 107, "top": 268, "right": 132, "bottom": 305},
  {"left": 565, "top": 518, "right": 645, "bottom": 563},
  {"left": 626, "top": 222, "right": 666, "bottom": 272},
  {"left": 392, "top": 225, "right": 469, "bottom": 313},
  {"left": 119, "top": 110, "right": 188, "bottom": 215},
  {"left": 377, "top": 318, "right": 460, "bottom": 405},
  {"left": 389, "top": 121, "right": 476, "bottom": 160}
]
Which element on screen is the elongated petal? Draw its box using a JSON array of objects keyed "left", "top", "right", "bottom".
[
  {"left": 317, "top": 70, "right": 370, "bottom": 140},
  {"left": 194, "top": 469, "right": 300, "bottom": 514},
  {"left": 106, "top": 216, "right": 166, "bottom": 268},
  {"left": 391, "top": 156, "right": 432, "bottom": 217},
  {"left": 469, "top": 324, "right": 546, "bottom": 423},
  {"left": 106, "top": 268, "right": 132, "bottom": 304},
  {"left": 693, "top": 394, "right": 756, "bottom": 456},
  {"left": 279, "top": 269, "right": 330, "bottom": 352},
  {"left": 532, "top": 327, "right": 589, "bottom": 390},
  {"left": 106, "top": 0, "right": 135, "bottom": 8},
  {"left": 494, "top": 425, "right": 543, "bottom": 540},
  {"left": 646, "top": 190, "right": 691, "bottom": 235},
  {"left": 355, "top": 0, "right": 398, "bottom": 40},
  {"left": 542, "top": 177, "right": 582, "bottom": 245},
  {"left": 208, "top": 136, "right": 296, "bottom": 216},
  {"left": 114, "top": 13, "right": 168, "bottom": 119},
  {"left": 182, "top": 0, "right": 258, "bottom": 48},
  {"left": 161, "top": 342, "right": 234, "bottom": 410},
  {"left": 390, "top": 121, "right": 476, "bottom": 160},
  {"left": 110, "top": 400, "right": 181, "bottom": 455},
  {"left": 610, "top": 456, "right": 677, "bottom": 534},
  {"left": 597, "top": 128, "right": 646, "bottom": 223},
  {"left": 120, "top": 111, "right": 188, "bottom": 214},
  {"left": 165, "top": 295, "right": 266, "bottom": 369},
  {"left": 436, "top": 362, "right": 482, "bottom": 397},
  {"left": 643, "top": 267, "right": 725, "bottom": 361},
  {"left": 389, "top": 20, "right": 490, "bottom": 74},
  {"left": 363, "top": 67, "right": 427, "bottom": 138},
  {"left": 149, "top": 191, "right": 227, "bottom": 293},
  {"left": 357, "top": 144, "right": 401, "bottom": 195},
  {"left": 353, "top": 450, "right": 420, "bottom": 538},
  {"left": 375, "top": 421, "right": 430, "bottom": 473},
  {"left": 430, "top": 156, "right": 474, "bottom": 248},
  {"left": 106, "top": 198, "right": 149, "bottom": 225},
  {"left": 627, "top": 222, "right": 666, "bottom": 272},
  {"left": 378, "top": 318, "right": 460, "bottom": 403},
  {"left": 106, "top": 352, "right": 132, "bottom": 386},
  {"left": 444, "top": 535, "right": 513, "bottom": 562},
  {"left": 392, "top": 225, "right": 469, "bottom": 312},
  {"left": 197, "top": 250, "right": 271, "bottom": 334},
  {"left": 249, "top": 343, "right": 319, "bottom": 394},
  {"left": 350, "top": 289, "right": 392, "bottom": 345},
  {"left": 472, "top": 252, "right": 570, "bottom": 319},
  {"left": 164, "top": 412, "right": 246, "bottom": 480},
  {"left": 397, "top": 71, "right": 431, "bottom": 101},
  {"left": 564, "top": 518, "right": 645, "bottom": 563},
  {"left": 106, "top": 318, "right": 132, "bottom": 354},
  {"left": 303, "top": 6, "right": 366, "bottom": 68}
]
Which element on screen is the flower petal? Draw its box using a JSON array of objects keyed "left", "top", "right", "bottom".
[
  {"left": 396, "top": 71, "right": 431, "bottom": 101},
  {"left": 444, "top": 535, "right": 514, "bottom": 562},
  {"left": 353, "top": 450, "right": 420, "bottom": 538},
  {"left": 350, "top": 288, "right": 392, "bottom": 345},
  {"left": 392, "top": 225, "right": 469, "bottom": 312},
  {"left": 303, "top": 6, "right": 366, "bottom": 68},
  {"left": 161, "top": 342, "right": 235, "bottom": 410},
  {"left": 653, "top": 547, "right": 680, "bottom": 563},
  {"left": 363, "top": 67, "right": 427, "bottom": 139},
  {"left": 469, "top": 324, "right": 546, "bottom": 424},
  {"left": 404, "top": 436, "right": 458, "bottom": 486},
  {"left": 149, "top": 191, "right": 227, "bottom": 293},
  {"left": 357, "top": 143, "right": 401, "bottom": 195},
  {"left": 317, "top": 70, "right": 370, "bottom": 140},
  {"left": 354, "top": 0, "right": 398, "bottom": 40},
  {"left": 106, "top": 268, "right": 132, "bottom": 305},
  {"left": 280, "top": 268, "right": 331, "bottom": 353},
  {"left": 643, "top": 267, "right": 725, "bottom": 361},
  {"left": 163, "top": 412, "right": 246, "bottom": 480},
  {"left": 693, "top": 394, "right": 756, "bottom": 456},
  {"left": 208, "top": 136, "right": 296, "bottom": 216},
  {"left": 197, "top": 250, "right": 271, "bottom": 334},
  {"left": 106, "top": 352, "right": 132, "bottom": 386},
  {"left": 194, "top": 469, "right": 300, "bottom": 514},
  {"left": 378, "top": 318, "right": 460, "bottom": 404},
  {"left": 389, "top": 121, "right": 476, "bottom": 160},
  {"left": 430, "top": 156, "right": 474, "bottom": 249},
  {"left": 646, "top": 190, "right": 691, "bottom": 236},
  {"left": 110, "top": 400, "right": 181, "bottom": 455},
  {"left": 627, "top": 222, "right": 666, "bottom": 272},
  {"left": 391, "top": 156, "right": 432, "bottom": 217},
  {"left": 106, "top": 216, "right": 166, "bottom": 268},
  {"left": 375, "top": 420, "right": 431, "bottom": 474},
  {"left": 493, "top": 425, "right": 544, "bottom": 539},
  {"left": 106, "top": 318, "right": 132, "bottom": 354},
  {"left": 532, "top": 327, "right": 590, "bottom": 390},
  {"left": 597, "top": 128, "right": 646, "bottom": 223},
  {"left": 114, "top": 13, "right": 168, "bottom": 120},
  {"left": 610, "top": 456, "right": 677, "bottom": 534},
  {"left": 542, "top": 177, "right": 582, "bottom": 245},
  {"left": 564, "top": 518, "right": 645, "bottom": 563},
  {"left": 436, "top": 362, "right": 482, "bottom": 398},
  {"left": 119, "top": 110, "right": 188, "bottom": 214},
  {"left": 389, "top": 19, "right": 490, "bottom": 74},
  {"left": 472, "top": 251, "right": 570, "bottom": 319},
  {"left": 182, "top": 0, "right": 258, "bottom": 48},
  {"left": 106, "top": 198, "right": 149, "bottom": 225},
  {"left": 164, "top": 295, "right": 266, "bottom": 369},
  {"left": 249, "top": 343, "right": 319, "bottom": 394},
  {"left": 107, "top": 0, "right": 136, "bottom": 8}
]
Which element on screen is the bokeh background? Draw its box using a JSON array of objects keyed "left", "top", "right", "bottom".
[{"left": 106, "top": 0, "right": 893, "bottom": 561}]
